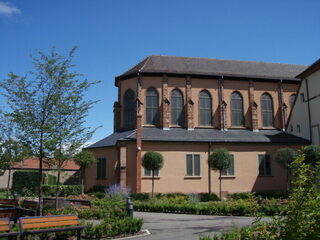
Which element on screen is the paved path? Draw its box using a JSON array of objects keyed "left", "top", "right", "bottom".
[{"left": 134, "top": 212, "right": 258, "bottom": 240}]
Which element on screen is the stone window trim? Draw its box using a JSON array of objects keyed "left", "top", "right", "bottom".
[
  {"left": 260, "top": 92, "right": 274, "bottom": 128},
  {"left": 171, "top": 88, "right": 185, "bottom": 126},
  {"left": 258, "top": 154, "right": 272, "bottom": 177},
  {"left": 145, "top": 87, "right": 160, "bottom": 126},
  {"left": 230, "top": 91, "right": 244, "bottom": 127},
  {"left": 186, "top": 154, "right": 201, "bottom": 177},
  {"left": 96, "top": 157, "right": 107, "bottom": 180},
  {"left": 198, "top": 89, "right": 213, "bottom": 127}
]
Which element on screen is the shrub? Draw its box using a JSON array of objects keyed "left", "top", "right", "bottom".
[
  {"left": 105, "top": 184, "right": 130, "bottom": 201},
  {"left": 199, "top": 193, "right": 220, "bottom": 202},
  {"left": 42, "top": 184, "right": 82, "bottom": 197},
  {"left": 86, "top": 185, "right": 105, "bottom": 193},
  {"left": 83, "top": 217, "right": 143, "bottom": 238},
  {"left": 131, "top": 193, "right": 150, "bottom": 201}
]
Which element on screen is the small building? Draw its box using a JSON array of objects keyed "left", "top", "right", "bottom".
[
  {"left": 0, "top": 157, "right": 80, "bottom": 189},
  {"left": 85, "top": 55, "right": 309, "bottom": 195},
  {"left": 287, "top": 59, "right": 320, "bottom": 145}
]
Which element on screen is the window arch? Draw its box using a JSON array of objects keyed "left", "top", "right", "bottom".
[
  {"left": 199, "top": 90, "right": 212, "bottom": 126},
  {"left": 171, "top": 89, "right": 184, "bottom": 126},
  {"left": 261, "top": 93, "right": 274, "bottom": 127},
  {"left": 145, "top": 87, "right": 159, "bottom": 125},
  {"left": 124, "top": 89, "right": 136, "bottom": 129},
  {"left": 289, "top": 94, "right": 296, "bottom": 108},
  {"left": 231, "top": 91, "right": 244, "bottom": 126}
]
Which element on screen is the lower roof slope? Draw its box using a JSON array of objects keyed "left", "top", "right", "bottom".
[{"left": 86, "top": 128, "right": 309, "bottom": 149}]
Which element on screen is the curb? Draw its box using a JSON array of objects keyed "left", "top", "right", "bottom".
[{"left": 112, "top": 229, "right": 151, "bottom": 240}]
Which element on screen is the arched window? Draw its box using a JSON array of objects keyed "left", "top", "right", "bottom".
[
  {"left": 146, "top": 87, "right": 159, "bottom": 125},
  {"left": 289, "top": 94, "right": 296, "bottom": 108},
  {"left": 231, "top": 92, "right": 244, "bottom": 126},
  {"left": 261, "top": 93, "right": 274, "bottom": 127},
  {"left": 124, "top": 89, "right": 136, "bottom": 129},
  {"left": 171, "top": 89, "right": 184, "bottom": 126},
  {"left": 199, "top": 90, "right": 212, "bottom": 126}
]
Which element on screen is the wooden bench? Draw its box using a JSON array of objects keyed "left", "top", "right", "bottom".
[
  {"left": 43, "top": 198, "right": 91, "bottom": 209},
  {"left": 19, "top": 215, "right": 85, "bottom": 240},
  {"left": 0, "top": 208, "right": 20, "bottom": 222},
  {"left": 0, "top": 218, "right": 19, "bottom": 239},
  {"left": 19, "top": 200, "right": 38, "bottom": 216},
  {"left": 0, "top": 199, "right": 19, "bottom": 208}
]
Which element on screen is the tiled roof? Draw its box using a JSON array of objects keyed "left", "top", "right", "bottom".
[
  {"left": 116, "top": 55, "right": 307, "bottom": 81},
  {"left": 13, "top": 157, "right": 80, "bottom": 170},
  {"left": 86, "top": 128, "right": 309, "bottom": 149}
]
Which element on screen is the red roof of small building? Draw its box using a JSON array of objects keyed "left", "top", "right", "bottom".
[{"left": 13, "top": 157, "right": 80, "bottom": 170}]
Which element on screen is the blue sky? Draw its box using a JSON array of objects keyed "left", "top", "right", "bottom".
[{"left": 0, "top": 0, "right": 319, "bottom": 143}]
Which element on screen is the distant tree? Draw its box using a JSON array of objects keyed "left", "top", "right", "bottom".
[
  {"left": 74, "top": 150, "right": 96, "bottom": 194},
  {"left": 302, "top": 145, "right": 320, "bottom": 167},
  {"left": 0, "top": 47, "right": 99, "bottom": 214},
  {"left": 142, "top": 151, "right": 164, "bottom": 197},
  {"left": 208, "top": 148, "right": 232, "bottom": 200},
  {"left": 275, "top": 147, "right": 297, "bottom": 192}
]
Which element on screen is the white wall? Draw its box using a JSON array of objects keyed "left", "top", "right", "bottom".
[{"left": 288, "top": 70, "right": 320, "bottom": 145}]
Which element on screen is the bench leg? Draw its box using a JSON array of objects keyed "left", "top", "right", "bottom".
[{"left": 77, "top": 230, "right": 81, "bottom": 240}]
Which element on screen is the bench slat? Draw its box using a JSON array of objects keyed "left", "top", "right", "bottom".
[
  {"left": 0, "top": 219, "right": 9, "bottom": 225},
  {"left": 23, "top": 220, "right": 79, "bottom": 229},
  {"left": 0, "top": 225, "right": 9, "bottom": 231},
  {"left": 22, "top": 215, "right": 78, "bottom": 224}
]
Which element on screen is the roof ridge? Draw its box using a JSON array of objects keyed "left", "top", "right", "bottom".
[{"left": 148, "top": 55, "right": 307, "bottom": 67}]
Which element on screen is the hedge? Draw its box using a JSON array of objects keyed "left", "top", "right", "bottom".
[
  {"left": 42, "top": 185, "right": 82, "bottom": 197},
  {"left": 12, "top": 170, "right": 45, "bottom": 195},
  {"left": 134, "top": 200, "right": 284, "bottom": 216}
]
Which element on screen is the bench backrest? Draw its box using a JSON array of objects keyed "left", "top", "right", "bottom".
[
  {"left": 19, "top": 215, "right": 79, "bottom": 232},
  {"left": 0, "top": 199, "right": 19, "bottom": 207},
  {"left": 0, "top": 208, "right": 18, "bottom": 220},
  {"left": 21, "top": 200, "right": 38, "bottom": 210},
  {"left": 69, "top": 200, "right": 91, "bottom": 209},
  {"left": 0, "top": 218, "right": 10, "bottom": 232}
]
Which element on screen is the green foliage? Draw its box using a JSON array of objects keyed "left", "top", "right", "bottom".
[
  {"left": 228, "top": 192, "right": 255, "bottom": 200},
  {"left": 199, "top": 193, "right": 220, "bottom": 202},
  {"left": 275, "top": 147, "right": 297, "bottom": 167},
  {"left": 74, "top": 150, "right": 96, "bottom": 168},
  {"left": 142, "top": 151, "right": 164, "bottom": 171},
  {"left": 131, "top": 193, "right": 150, "bottom": 201},
  {"left": 12, "top": 170, "right": 45, "bottom": 195},
  {"left": 202, "top": 151, "right": 320, "bottom": 240},
  {"left": 87, "top": 185, "right": 105, "bottom": 193},
  {"left": 302, "top": 145, "right": 320, "bottom": 166},
  {"left": 42, "top": 184, "right": 82, "bottom": 197},
  {"left": 208, "top": 148, "right": 232, "bottom": 171},
  {"left": 83, "top": 217, "right": 143, "bottom": 239},
  {"left": 47, "top": 174, "right": 57, "bottom": 185},
  {"left": 134, "top": 198, "right": 283, "bottom": 216}
]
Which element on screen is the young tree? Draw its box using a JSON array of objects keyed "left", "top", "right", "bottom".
[
  {"left": 208, "top": 148, "right": 232, "bottom": 200},
  {"left": 302, "top": 145, "right": 320, "bottom": 167},
  {"left": 142, "top": 151, "right": 164, "bottom": 197},
  {"left": 0, "top": 47, "right": 99, "bottom": 214},
  {"left": 275, "top": 147, "right": 297, "bottom": 193},
  {"left": 74, "top": 150, "right": 96, "bottom": 194}
]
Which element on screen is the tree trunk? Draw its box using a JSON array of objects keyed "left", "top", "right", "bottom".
[
  {"left": 55, "top": 167, "right": 61, "bottom": 210},
  {"left": 208, "top": 166, "right": 211, "bottom": 194},
  {"left": 6, "top": 167, "right": 12, "bottom": 198},
  {"left": 81, "top": 167, "right": 85, "bottom": 194},
  {"left": 219, "top": 170, "right": 222, "bottom": 200},
  {"left": 38, "top": 154, "right": 43, "bottom": 216},
  {"left": 151, "top": 169, "right": 154, "bottom": 198}
]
